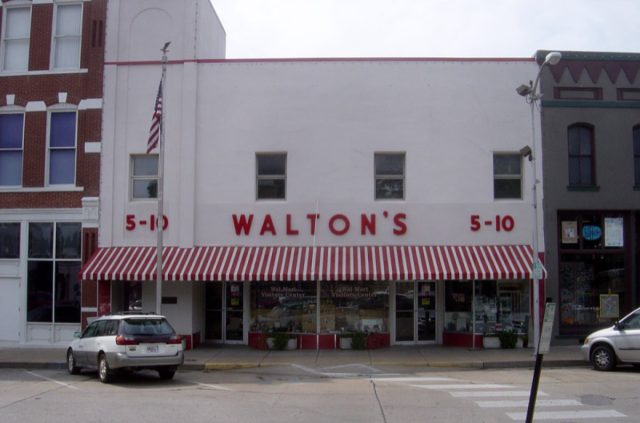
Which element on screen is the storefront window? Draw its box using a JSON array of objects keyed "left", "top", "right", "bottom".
[
  {"left": 558, "top": 212, "right": 628, "bottom": 336},
  {"left": 559, "top": 254, "right": 625, "bottom": 335},
  {"left": 445, "top": 280, "right": 529, "bottom": 335},
  {"left": 250, "top": 282, "right": 316, "bottom": 333},
  {"left": 320, "top": 282, "right": 388, "bottom": 333}
]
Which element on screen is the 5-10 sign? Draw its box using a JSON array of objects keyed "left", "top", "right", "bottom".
[
  {"left": 126, "top": 214, "right": 169, "bottom": 232},
  {"left": 470, "top": 214, "right": 515, "bottom": 232}
]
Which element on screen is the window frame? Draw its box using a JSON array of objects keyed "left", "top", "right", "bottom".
[
  {"left": 374, "top": 152, "right": 405, "bottom": 201},
  {"left": 50, "top": 1, "right": 83, "bottom": 70},
  {"left": 0, "top": 5, "right": 31, "bottom": 72},
  {"left": 567, "top": 123, "right": 596, "bottom": 187},
  {"left": 130, "top": 154, "right": 159, "bottom": 200},
  {"left": 633, "top": 125, "right": 640, "bottom": 188},
  {"left": 256, "top": 152, "right": 287, "bottom": 201},
  {"left": 47, "top": 109, "right": 78, "bottom": 186},
  {"left": 27, "top": 221, "right": 82, "bottom": 324},
  {"left": 493, "top": 152, "right": 523, "bottom": 200},
  {"left": 0, "top": 112, "right": 25, "bottom": 187}
]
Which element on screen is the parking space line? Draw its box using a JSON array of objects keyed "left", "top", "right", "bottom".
[
  {"left": 192, "top": 382, "right": 234, "bottom": 391},
  {"left": 25, "top": 371, "right": 80, "bottom": 390}
]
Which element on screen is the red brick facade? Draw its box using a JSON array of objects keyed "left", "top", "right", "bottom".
[{"left": 0, "top": 0, "right": 105, "bottom": 208}]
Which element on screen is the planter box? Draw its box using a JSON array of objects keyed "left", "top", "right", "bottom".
[
  {"left": 339, "top": 337, "right": 352, "bottom": 349},
  {"left": 483, "top": 336, "right": 501, "bottom": 349},
  {"left": 266, "top": 337, "right": 298, "bottom": 350}
]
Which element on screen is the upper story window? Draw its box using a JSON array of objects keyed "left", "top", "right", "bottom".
[
  {"left": 493, "top": 153, "right": 522, "bottom": 199},
  {"left": 0, "top": 113, "right": 24, "bottom": 186},
  {"left": 375, "top": 152, "right": 405, "bottom": 200},
  {"left": 256, "top": 153, "right": 286, "bottom": 200},
  {"left": 131, "top": 154, "right": 158, "bottom": 199},
  {"left": 568, "top": 124, "right": 595, "bottom": 187},
  {"left": 52, "top": 3, "right": 82, "bottom": 69},
  {"left": 1, "top": 6, "right": 31, "bottom": 72},
  {"left": 634, "top": 125, "right": 640, "bottom": 187},
  {"left": 48, "top": 111, "right": 77, "bottom": 185}
]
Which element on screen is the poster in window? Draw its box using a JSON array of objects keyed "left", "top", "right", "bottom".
[
  {"left": 561, "top": 221, "right": 578, "bottom": 244},
  {"left": 604, "top": 217, "right": 624, "bottom": 247},
  {"left": 599, "top": 294, "right": 619, "bottom": 319}
]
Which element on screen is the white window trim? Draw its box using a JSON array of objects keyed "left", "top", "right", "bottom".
[
  {"left": 130, "top": 154, "right": 159, "bottom": 201},
  {"left": 493, "top": 152, "right": 523, "bottom": 200},
  {"left": 256, "top": 152, "right": 287, "bottom": 201},
  {"left": 0, "top": 111, "right": 25, "bottom": 187},
  {"left": 46, "top": 107, "right": 78, "bottom": 187},
  {"left": 374, "top": 152, "right": 406, "bottom": 201},
  {"left": 0, "top": 4, "right": 31, "bottom": 72},
  {"left": 50, "top": 1, "right": 83, "bottom": 70}
]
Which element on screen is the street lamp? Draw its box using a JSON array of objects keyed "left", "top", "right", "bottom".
[{"left": 516, "top": 51, "right": 561, "bottom": 351}]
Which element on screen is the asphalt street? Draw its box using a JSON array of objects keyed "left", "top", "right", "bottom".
[{"left": 1, "top": 363, "right": 638, "bottom": 422}]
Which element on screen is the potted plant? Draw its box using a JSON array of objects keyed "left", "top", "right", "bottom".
[
  {"left": 269, "top": 331, "right": 296, "bottom": 350},
  {"left": 498, "top": 330, "right": 519, "bottom": 349},
  {"left": 351, "top": 331, "right": 368, "bottom": 350}
]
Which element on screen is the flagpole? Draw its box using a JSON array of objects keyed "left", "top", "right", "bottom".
[{"left": 155, "top": 43, "right": 170, "bottom": 315}]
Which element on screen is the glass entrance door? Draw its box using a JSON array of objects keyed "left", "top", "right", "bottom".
[
  {"left": 417, "top": 281, "right": 436, "bottom": 342},
  {"left": 395, "top": 281, "right": 436, "bottom": 343},
  {"left": 206, "top": 282, "right": 244, "bottom": 343}
]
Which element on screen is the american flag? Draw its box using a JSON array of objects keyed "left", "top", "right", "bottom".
[{"left": 147, "top": 81, "right": 163, "bottom": 154}]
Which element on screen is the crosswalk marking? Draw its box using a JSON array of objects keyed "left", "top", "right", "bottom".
[
  {"left": 372, "top": 377, "right": 454, "bottom": 382},
  {"left": 476, "top": 399, "right": 581, "bottom": 408},
  {"left": 507, "top": 409, "right": 626, "bottom": 420},
  {"left": 409, "top": 383, "right": 513, "bottom": 390},
  {"left": 450, "top": 390, "right": 548, "bottom": 398}
]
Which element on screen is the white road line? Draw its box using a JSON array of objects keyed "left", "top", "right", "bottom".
[
  {"left": 450, "top": 390, "right": 548, "bottom": 398},
  {"left": 372, "top": 377, "right": 455, "bottom": 382},
  {"left": 507, "top": 409, "right": 626, "bottom": 420},
  {"left": 193, "top": 382, "right": 234, "bottom": 391},
  {"left": 476, "top": 399, "right": 581, "bottom": 408},
  {"left": 409, "top": 383, "right": 513, "bottom": 390},
  {"left": 25, "top": 371, "right": 80, "bottom": 390},
  {"left": 324, "top": 364, "right": 382, "bottom": 373}
]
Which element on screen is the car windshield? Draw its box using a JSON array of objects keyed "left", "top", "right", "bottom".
[{"left": 122, "top": 318, "right": 175, "bottom": 336}]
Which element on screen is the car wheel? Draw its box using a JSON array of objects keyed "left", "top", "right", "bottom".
[
  {"left": 591, "top": 344, "right": 617, "bottom": 371},
  {"left": 67, "top": 349, "right": 80, "bottom": 375},
  {"left": 98, "top": 354, "right": 113, "bottom": 383},
  {"left": 157, "top": 367, "right": 176, "bottom": 380}
]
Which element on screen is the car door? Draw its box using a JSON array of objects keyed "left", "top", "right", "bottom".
[
  {"left": 83, "top": 320, "right": 108, "bottom": 368},
  {"left": 76, "top": 321, "right": 99, "bottom": 366},
  {"left": 614, "top": 311, "right": 640, "bottom": 363}
]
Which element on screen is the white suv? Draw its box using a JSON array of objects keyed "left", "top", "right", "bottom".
[
  {"left": 582, "top": 307, "right": 640, "bottom": 371},
  {"left": 66, "top": 313, "right": 184, "bottom": 383}
]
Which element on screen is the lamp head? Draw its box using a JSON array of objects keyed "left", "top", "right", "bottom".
[
  {"left": 516, "top": 84, "right": 532, "bottom": 97},
  {"left": 520, "top": 145, "right": 532, "bottom": 161},
  {"left": 544, "top": 51, "right": 562, "bottom": 66}
]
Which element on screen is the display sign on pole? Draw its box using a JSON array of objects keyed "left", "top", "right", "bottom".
[{"left": 537, "top": 303, "right": 556, "bottom": 355}]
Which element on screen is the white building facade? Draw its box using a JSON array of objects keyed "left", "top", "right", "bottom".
[{"left": 81, "top": 0, "right": 546, "bottom": 349}]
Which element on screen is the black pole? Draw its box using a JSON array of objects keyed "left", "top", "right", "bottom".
[{"left": 525, "top": 353, "right": 544, "bottom": 423}]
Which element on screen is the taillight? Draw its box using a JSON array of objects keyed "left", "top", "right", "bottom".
[
  {"left": 166, "top": 335, "right": 183, "bottom": 345},
  {"left": 115, "top": 335, "right": 138, "bottom": 345}
]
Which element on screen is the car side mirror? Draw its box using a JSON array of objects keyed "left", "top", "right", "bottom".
[
  {"left": 614, "top": 321, "right": 623, "bottom": 331},
  {"left": 73, "top": 331, "right": 81, "bottom": 338}
]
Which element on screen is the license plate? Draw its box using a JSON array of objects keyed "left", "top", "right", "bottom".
[{"left": 146, "top": 345, "right": 159, "bottom": 353}]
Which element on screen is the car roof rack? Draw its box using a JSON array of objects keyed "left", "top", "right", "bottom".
[{"left": 111, "top": 311, "right": 158, "bottom": 316}]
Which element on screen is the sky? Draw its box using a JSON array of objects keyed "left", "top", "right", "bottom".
[{"left": 210, "top": 0, "right": 640, "bottom": 59}]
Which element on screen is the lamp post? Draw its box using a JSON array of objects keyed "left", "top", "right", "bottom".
[{"left": 516, "top": 51, "right": 561, "bottom": 351}]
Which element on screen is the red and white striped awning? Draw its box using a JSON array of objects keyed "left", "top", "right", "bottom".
[{"left": 80, "top": 245, "right": 544, "bottom": 282}]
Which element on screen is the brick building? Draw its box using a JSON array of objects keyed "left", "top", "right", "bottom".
[{"left": 0, "top": 0, "right": 105, "bottom": 343}]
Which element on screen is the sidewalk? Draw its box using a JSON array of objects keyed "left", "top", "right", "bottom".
[{"left": 0, "top": 343, "right": 586, "bottom": 371}]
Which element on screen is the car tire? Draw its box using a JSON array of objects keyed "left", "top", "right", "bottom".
[
  {"left": 591, "top": 344, "right": 617, "bottom": 371},
  {"left": 157, "top": 367, "right": 176, "bottom": 380},
  {"left": 67, "top": 349, "right": 80, "bottom": 375},
  {"left": 98, "top": 354, "right": 113, "bottom": 383}
]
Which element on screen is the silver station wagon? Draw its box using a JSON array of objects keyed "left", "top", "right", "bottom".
[
  {"left": 66, "top": 313, "right": 184, "bottom": 383},
  {"left": 582, "top": 307, "right": 640, "bottom": 371}
]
